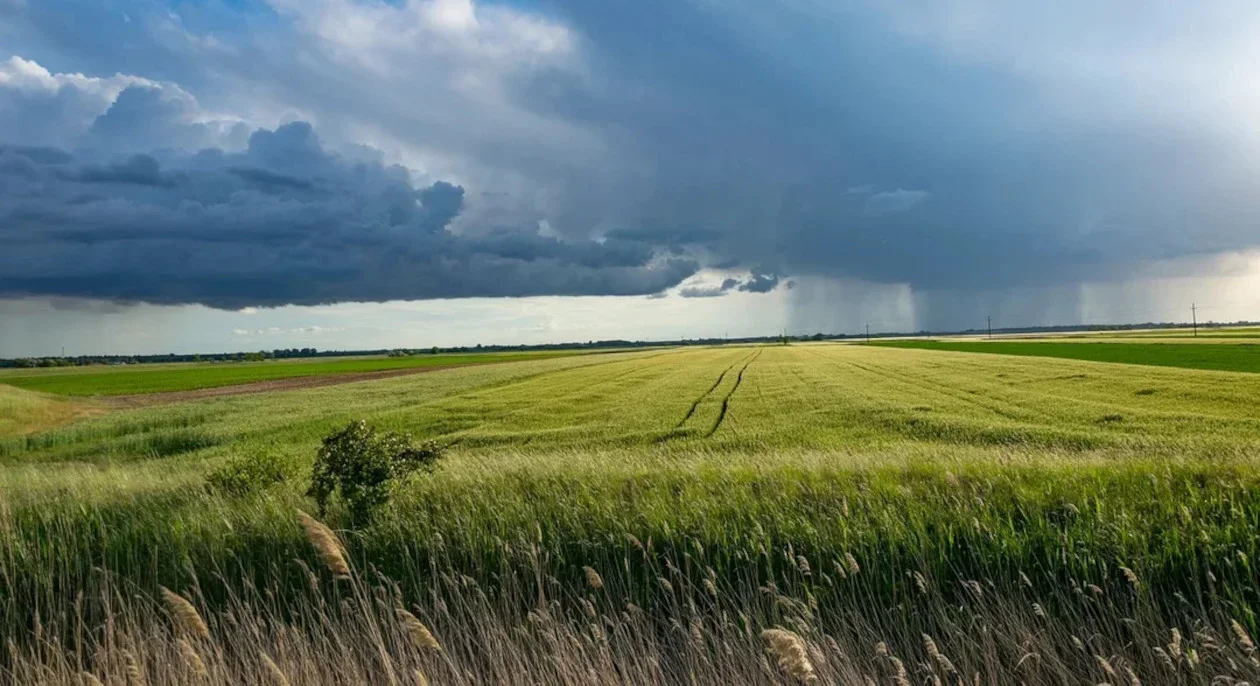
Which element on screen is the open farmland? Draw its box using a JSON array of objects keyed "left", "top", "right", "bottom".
[
  {"left": 870, "top": 338, "right": 1260, "bottom": 373},
  {"left": 4, "top": 343, "right": 1260, "bottom": 683},
  {"left": 0, "top": 349, "right": 585, "bottom": 396}
]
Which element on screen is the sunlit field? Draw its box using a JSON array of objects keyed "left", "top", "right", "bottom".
[{"left": 4, "top": 343, "right": 1260, "bottom": 683}]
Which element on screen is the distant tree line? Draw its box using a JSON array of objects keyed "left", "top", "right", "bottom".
[{"left": 3, "top": 320, "right": 1256, "bottom": 368}]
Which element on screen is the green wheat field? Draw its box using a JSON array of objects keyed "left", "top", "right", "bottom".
[{"left": 4, "top": 340, "right": 1260, "bottom": 684}]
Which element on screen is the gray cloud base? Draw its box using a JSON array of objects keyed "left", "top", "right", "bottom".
[{"left": 0, "top": 120, "right": 698, "bottom": 308}]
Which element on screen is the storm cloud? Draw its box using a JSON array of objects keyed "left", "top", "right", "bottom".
[
  {"left": 0, "top": 121, "right": 697, "bottom": 308},
  {"left": 3, "top": 1, "right": 1260, "bottom": 316}
]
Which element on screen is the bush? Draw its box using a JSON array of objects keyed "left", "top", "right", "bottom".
[
  {"left": 206, "top": 453, "right": 289, "bottom": 495},
  {"left": 308, "top": 420, "right": 443, "bottom": 525}
]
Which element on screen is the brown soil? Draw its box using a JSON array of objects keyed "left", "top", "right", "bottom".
[{"left": 105, "top": 365, "right": 454, "bottom": 408}]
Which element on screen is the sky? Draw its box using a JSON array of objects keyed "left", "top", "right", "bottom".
[{"left": 3, "top": 0, "right": 1260, "bottom": 356}]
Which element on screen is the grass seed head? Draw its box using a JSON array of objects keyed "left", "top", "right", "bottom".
[
  {"left": 124, "top": 650, "right": 145, "bottom": 686},
  {"left": 260, "top": 651, "right": 289, "bottom": 686},
  {"left": 297, "top": 511, "right": 350, "bottom": 579},
  {"left": 1232, "top": 620, "right": 1255, "bottom": 652},
  {"left": 582, "top": 566, "right": 603, "bottom": 590},
  {"left": 761, "top": 629, "right": 817, "bottom": 683},
  {"left": 176, "top": 637, "right": 209, "bottom": 679},
  {"left": 397, "top": 608, "right": 442, "bottom": 651},
  {"left": 160, "top": 587, "right": 210, "bottom": 641},
  {"left": 1120, "top": 566, "right": 1139, "bottom": 589}
]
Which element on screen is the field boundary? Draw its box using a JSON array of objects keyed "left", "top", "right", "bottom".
[{"left": 103, "top": 364, "right": 466, "bottom": 407}]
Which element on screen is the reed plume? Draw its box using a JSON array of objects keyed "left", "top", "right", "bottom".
[
  {"left": 160, "top": 587, "right": 210, "bottom": 641},
  {"left": 583, "top": 566, "right": 603, "bottom": 590},
  {"left": 260, "top": 651, "right": 290, "bottom": 686},
  {"left": 298, "top": 511, "right": 351, "bottom": 579},
  {"left": 397, "top": 607, "right": 442, "bottom": 651},
  {"left": 176, "top": 637, "right": 209, "bottom": 679},
  {"left": 761, "top": 628, "right": 817, "bottom": 683}
]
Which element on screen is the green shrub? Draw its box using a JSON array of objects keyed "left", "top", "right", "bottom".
[
  {"left": 308, "top": 420, "right": 443, "bottom": 525},
  {"left": 206, "top": 453, "right": 289, "bottom": 495}
]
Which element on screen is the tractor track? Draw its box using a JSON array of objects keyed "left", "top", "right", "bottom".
[
  {"left": 672, "top": 353, "right": 752, "bottom": 429},
  {"left": 704, "top": 349, "right": 761, "bottom": 438}
]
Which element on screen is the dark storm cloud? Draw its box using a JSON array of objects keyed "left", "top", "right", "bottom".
[
  {"left": 736, "top": 273, "right": 780, "bottom": 294},
  {"left": 0, "top": 121, "right": 698, "bottom": 308},
  {"left": 520, "top": 0, "right": 1260, "bottom": 293},
  {"left": 5, "top": 0, "right": 1260, "bottom": 319},
  {"left": 678, "top": 274, "right": 781, "bottom": 298}
]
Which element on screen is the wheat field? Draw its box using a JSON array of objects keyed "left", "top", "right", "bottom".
[{"left": 4, "top": 343, "right": 1260, "bottom": 683}]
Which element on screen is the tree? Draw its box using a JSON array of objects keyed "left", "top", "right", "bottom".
[{"left": 308, "top": 420, "right": 443, "bottom": 525}]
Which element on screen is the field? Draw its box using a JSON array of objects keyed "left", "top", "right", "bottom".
[
  {"left": 4, "top": 342, "right": 1260, "bottom": 683},
  {"left": 0, "top": 350, "right": 584, "bottom": 396},
  {"left": 871, "top": 338, "right": 1260, "bottom": 373}
]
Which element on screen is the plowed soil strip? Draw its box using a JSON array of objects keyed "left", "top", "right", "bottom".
[{"left": 106, "top": 365, "right": 464, "bottom": 408}]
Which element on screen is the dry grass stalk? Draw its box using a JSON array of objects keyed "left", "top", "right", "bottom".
[
  {"left": 397, "top": 608, "right": 442, "bottom": 651},
  {"left": 79, "top": 672, "right": 105, "bottom": 686},
  {"left": 297, "top": 511, "right": 351, "bottom": 579},
  {"left": 160, "top": 587, "right": 210, "bottom": 641},
  {"left": 762, "top": 628, "right": 817, "bottom": 683},
  {"left": 412, "top": 669, "right": 429, "bottom": 686}
]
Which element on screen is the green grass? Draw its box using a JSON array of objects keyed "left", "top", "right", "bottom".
[
  {"left": 6, "top": 344, "right": 1260, "bottom": 681},
  {"left": 0, "top": 384, "right": 94, "bottom": 438},
  {"left": 870, "top": 338, "right": 1260, "bottom": 373},
  {"left": 0, "top": 349, "right": 586, "bottom": 396}
]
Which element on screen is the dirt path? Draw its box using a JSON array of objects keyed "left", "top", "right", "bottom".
[{"left": 105, "top": 365, "right": 456, "bottom": 408}]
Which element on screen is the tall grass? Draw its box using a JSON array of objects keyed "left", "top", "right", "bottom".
[{"left": 6, "top": 509, "right": 1260, "bottom": 684}]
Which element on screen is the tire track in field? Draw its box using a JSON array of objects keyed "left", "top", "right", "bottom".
[
  {"left": 673, "top": 352, "right": 752, "bottom": 429},
  {"left": 705, "top": 349, "right": 762, "bottom": 438}
]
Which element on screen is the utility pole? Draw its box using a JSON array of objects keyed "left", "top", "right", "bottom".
[
  {"left": 865, "top": 323, "right": 870, "bottom": 343},
  {"left": 1192, "top": 303, "right": 1198, "bottom": 337},
  {"left": 987, "top": 316, "right": 992, "bottom": 339}
]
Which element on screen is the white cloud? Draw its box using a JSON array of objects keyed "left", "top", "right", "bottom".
[
  {"left": 864, "top": 189, "right": 929, "bottom": 215},
  {"left": 0, "top": 55, "right": 156, "bottom": 96},
  {"left": 0, "top": 56, "right": 243, "bottom": 150}
]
